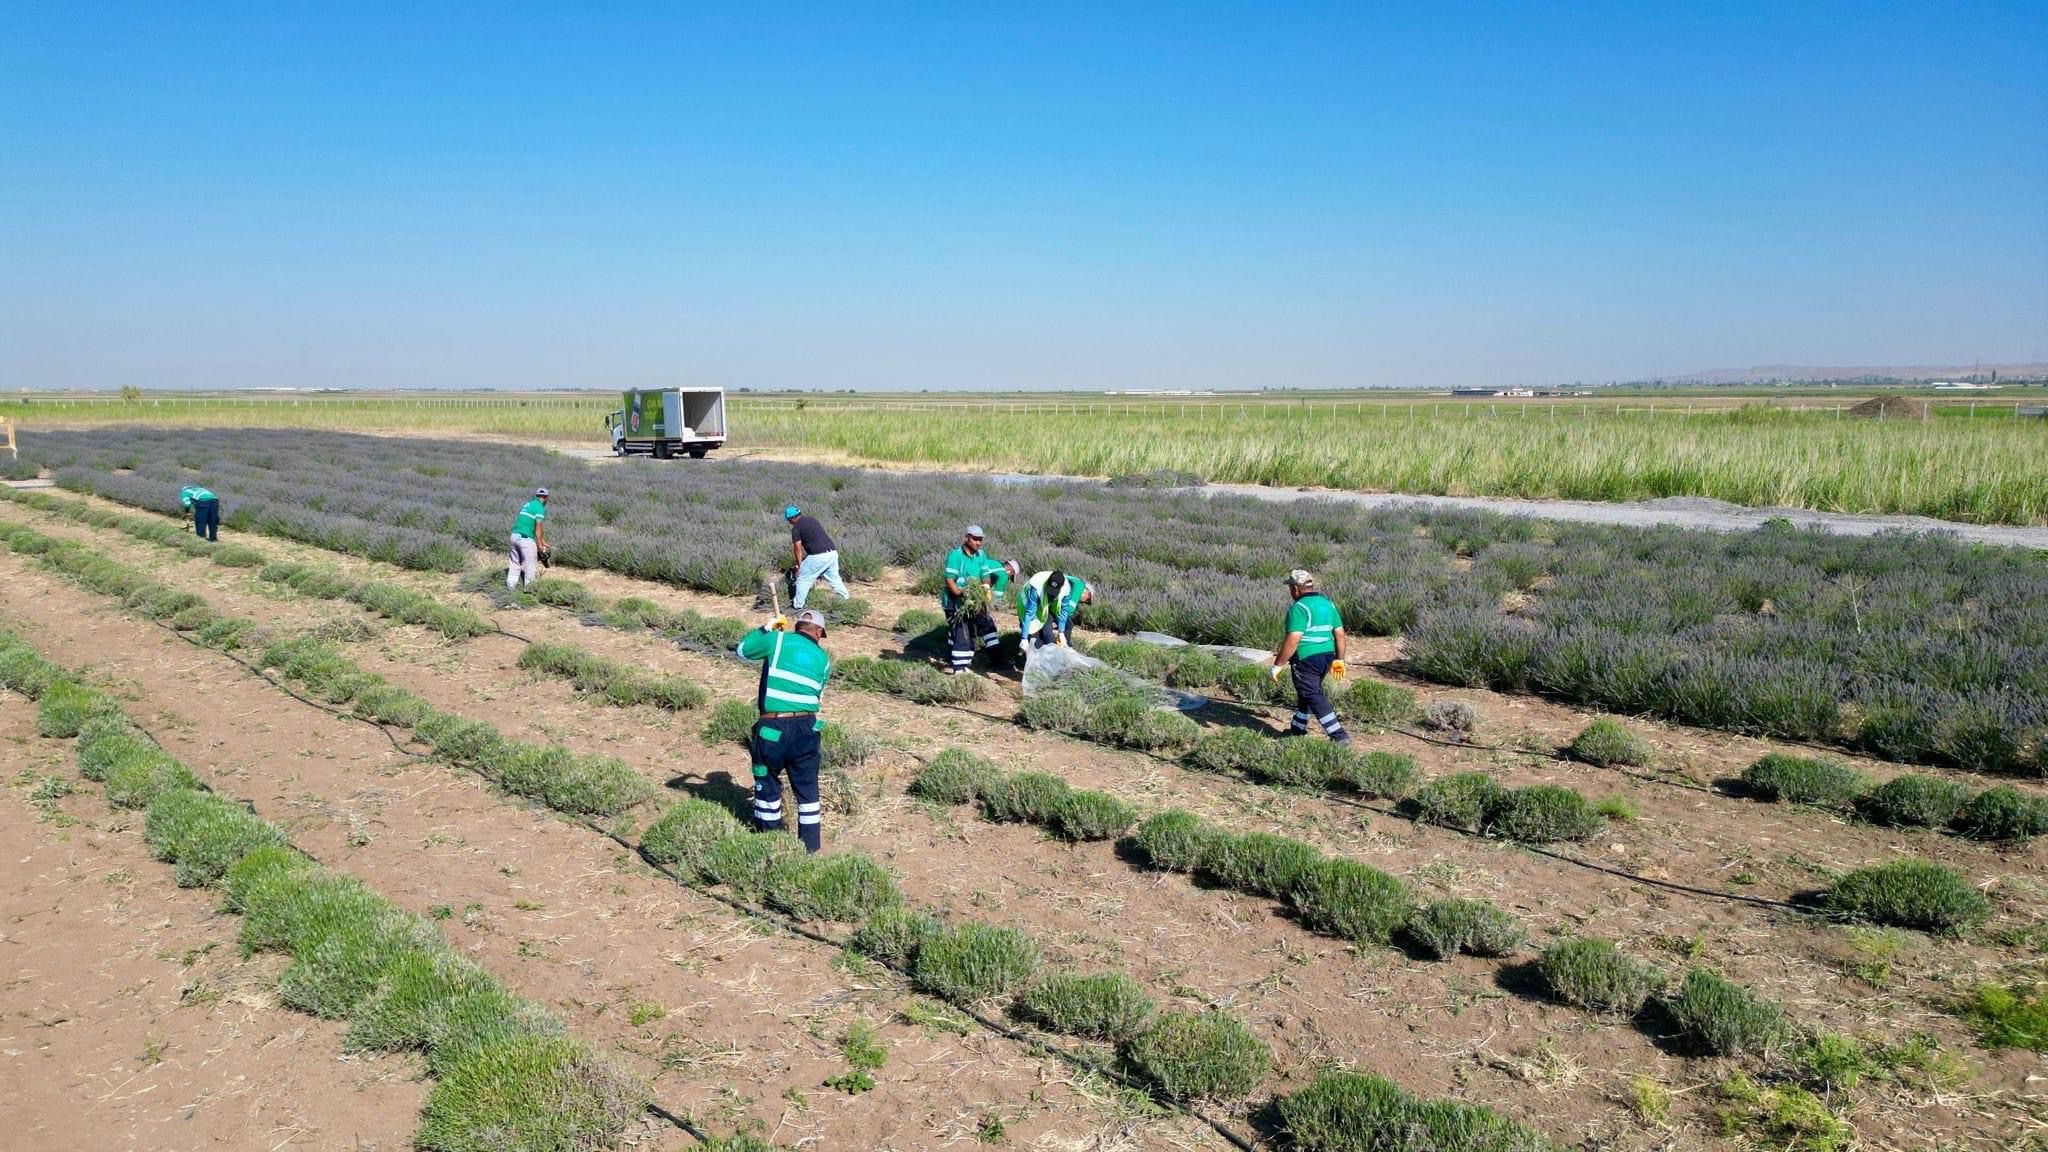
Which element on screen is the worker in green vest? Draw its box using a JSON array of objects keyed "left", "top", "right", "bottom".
[
  {"left": 1268, "top": 569, "right": 1350, "bottom": 744},
  {"left": 735, "top": 607, "right": 834, "bottom": 852},
  {"left": 179, "top": 484, "right": 220, "bottom": 541},
  {"left": 1015, "top": 568, "right": 1093, "bottom": 650},
  {"left": 939, "top": 525, "right": 1011, "bottom": 674},
  {"left": 507, "top": 487, "right": 550, "bottom": 591}
]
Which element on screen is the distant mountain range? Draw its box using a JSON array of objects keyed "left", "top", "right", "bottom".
[{"left": 1650, "top": 363, "right": 2048, "bottom": 384}]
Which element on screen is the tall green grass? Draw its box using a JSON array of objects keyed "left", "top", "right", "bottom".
[
  {"left": 8, "top": 393, "right": 2039, "bottom": 520},
  {"left": 740, "top": 402, "right": 2048, "bottom": 524},
  {"left": 12, "top": 393, "right": 2042, "bottom": 520}
]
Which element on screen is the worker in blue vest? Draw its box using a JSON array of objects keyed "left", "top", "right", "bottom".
[
  {"left": 735, "top": 607, "right": 835, "bottom": 852},
  {"left": 180, "top": 485, "right": 220, "bottom": 541},
  {"left": 1268, "top": 569, "right": 1351, "bottom": 744},
  {"left": 1016, "top": 568, "right": 1093, "bottom": 650}
]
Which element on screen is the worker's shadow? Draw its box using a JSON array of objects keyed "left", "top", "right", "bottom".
[
  {"left": 1197, "top": 701, "right": 1283, "bottom": 735},
  {"left": 665, "top": 769, "right": 752, "bottom": 820}
]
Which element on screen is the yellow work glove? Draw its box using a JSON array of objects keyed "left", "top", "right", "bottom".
[
  {"left": 1330, "top": 659, "right": 1348, "bottom": 679},
  {"left": 769, "top": 615, "right": 790, "bottom": 632},
  {"left": 1268, "top": 663, "right": 1285, "bottom": 684}
]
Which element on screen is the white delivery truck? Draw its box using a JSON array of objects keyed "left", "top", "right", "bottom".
[{"left": 605, "top": 387, "right": 728, "bottom": 458}]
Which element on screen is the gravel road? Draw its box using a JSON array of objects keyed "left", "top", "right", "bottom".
[{"left": 1185, "top": 485, "right": 2048, "bottom": 550}]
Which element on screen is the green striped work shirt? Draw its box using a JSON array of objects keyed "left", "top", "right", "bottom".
[
  {"left": 1284, "top": 593, "right": 1343, "bottom": 659},
  {"left": 736, "top": 626, "right": 832, "bottom": 713}
]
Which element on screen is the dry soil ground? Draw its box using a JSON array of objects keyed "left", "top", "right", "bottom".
[{"left": 1, "top": 489, "right": 2043, "bottom": 1150}]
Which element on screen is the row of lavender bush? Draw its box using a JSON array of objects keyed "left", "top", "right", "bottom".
[{"left": 23, "top": 428, "right": 2046, "bottom": 774}]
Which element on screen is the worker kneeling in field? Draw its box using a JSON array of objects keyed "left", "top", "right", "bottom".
[
  {"left": 1268, "top": 569, "right": 1351, "bottom": 745},
  {"left": 507, "top": 487, "right": 550, "bottom": 591},
  {"left": 180, "top": 484, "right": 220, "bottom": 542},
  {"left": 736, "top": 607, "right": 834, "bottom": 852},
  {"left": 1016, "top": 568, "right": 1093, "bottom": 651},
  {"left": 940, "top": 525, "right": 1011, "bottom": 674}
]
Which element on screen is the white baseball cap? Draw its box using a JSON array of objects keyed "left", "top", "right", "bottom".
[
  {"left": 964, "top": 524, "right": 985, "bottom": 538},
  {"left": 794, "top": 608, "right": 829, "bottom": 635},
  {"left": 1285, "top": 569, "right": 1315, "bottom": 588}
]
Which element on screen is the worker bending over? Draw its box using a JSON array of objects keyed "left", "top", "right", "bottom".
[
  {"left": 784, "top": 504, "right": 849, "bottom": 608},
  {"left": 180, "top": 484, "right": 221, "bottom": 541},
  {"left": 1269, "top": 569, "right": 1350, "bottom": 744},
  {"left": 940, "top": 525, "right": 1010, "bottom": 674},
  {"left": 735, "top": 608, "right": 835, "bottom": 852},
  {"left": 508, "top": 487, "right": 550, "bottom": 591},
  {"left": 1016, "top": 568, "right": 1093, "bottom": 650}
]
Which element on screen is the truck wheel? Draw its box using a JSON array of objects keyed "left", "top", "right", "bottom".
[
  {"left": 654, "top": 441, "right": 671, "bottom": 460},
  {"left": 687, "top": 446, "right": 708, "bottom": 459}
]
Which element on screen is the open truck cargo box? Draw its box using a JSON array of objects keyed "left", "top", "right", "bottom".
[{"left": 610, "top": 388, "right": 727, "bottom": 458}]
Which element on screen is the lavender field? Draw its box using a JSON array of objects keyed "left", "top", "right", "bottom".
[{"left": 23, "top": 428, "right": 2048, "bottom": 774}]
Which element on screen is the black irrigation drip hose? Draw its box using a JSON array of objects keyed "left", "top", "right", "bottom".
[
  {"left": 62, "top": 656, "right": 359, "bottom": 868},
  {"left": 644, "top": 1103, "right": 712, "bottom": 1144},
  {"left": 58, "top": 545, "right": 1832, "bottom": 1088},
  {"left": 826, "top": 673, "right": 1835, "bottom": 919},
  {"left": 81, "top": 627, "right": 729, "bottom": 1144},
  {"left": 764, "top": 610, "right": 1719, "bottom": 797},
  {"left": 493, "top": 623, "right": 538, "bottom": 645},
  {"left": 134, "top": 604, "right": 1261, "bottom": 1152},
  {"left": 1312, "top": 790, "right": 1837, "bottom": 919},
  {"left": 544, "top": 786, "right": 1265, "bottom": 1152},
  {"left": 26, "top": 522, "right": 1831, "bottom": 931},
  {"left": 139, "top": 617, "right": 424, "bottom": 760},
  {"left": 897, "top": 690, "right": 1840, "bottom": 921}
]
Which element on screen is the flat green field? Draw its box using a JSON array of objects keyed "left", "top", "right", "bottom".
[{"left": 5, "top": 390, "right": 2043, "bottom": 524}]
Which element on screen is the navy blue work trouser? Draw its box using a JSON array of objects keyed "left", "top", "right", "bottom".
[
  {"left": 1288, "top": 652, "right": 1350, "bottom": 743},
  {"left": 750, "top": 714, "right": 823, "bottom": 852},
  {"left": 946, "top": 609, "right": 999, "bottom": 671},
  {"left": 192, "top": 498, "right": 219, "bottom": 541}
]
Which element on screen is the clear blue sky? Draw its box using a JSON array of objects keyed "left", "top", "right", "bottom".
[{"left": 3, "top": 3, "right": 2044, "bottom": 391}]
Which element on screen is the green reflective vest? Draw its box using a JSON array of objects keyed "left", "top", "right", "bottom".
[
  {"left": 1015, "top": 571, "right": 1087, "bottom": 632},
  {"left": 736, "top": 626, "right": 832, "bottom": 713}
]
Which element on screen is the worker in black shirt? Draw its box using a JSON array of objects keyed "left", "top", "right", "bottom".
[{"left": 784, "top": 504, "right": 850, "bottom": 609}]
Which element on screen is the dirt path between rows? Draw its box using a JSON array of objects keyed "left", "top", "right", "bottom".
[
  {"left": 0, "top": 567, "right": 1187, "bottom": 1151},
  {"left": 3, "top": 497, "right": 2040, "bottom": 1148},
  {"left": 0, "top": 698, "right": 425, "bottom": 1151}
]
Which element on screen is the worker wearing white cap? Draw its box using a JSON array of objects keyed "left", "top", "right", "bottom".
[
  {"left": 507, "top": 487, "right": 551, "bottom": 591},
  {"left": 939, "top": 525, "right": 1010, "bottom": 674},
  {"left": 735, "top": 607, "right": 835, "bottom": 852},
  {"left": 1269, "top": 569, "right": 1350, "bottom": 744}
]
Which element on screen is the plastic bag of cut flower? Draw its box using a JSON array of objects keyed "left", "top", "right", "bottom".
[
  {"left": 1133, "top": 631, "right": 1268, "bottom": 665},
  {"left": 1023, "top": 643, "right": 1206, "bottom": 712}
]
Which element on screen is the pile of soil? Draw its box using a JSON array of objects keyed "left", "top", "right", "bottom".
[{"left": 1848, "top": 396, "right": 1928, "bottom": 419}]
